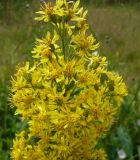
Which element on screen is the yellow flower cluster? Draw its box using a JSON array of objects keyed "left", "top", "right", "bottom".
[{"left": 10, "top": 0, "right": 127, "bottom": 159}]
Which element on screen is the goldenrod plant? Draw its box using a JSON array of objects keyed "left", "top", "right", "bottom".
[{"left": 10, "top": 0, "right": 127, "bottom": 159}]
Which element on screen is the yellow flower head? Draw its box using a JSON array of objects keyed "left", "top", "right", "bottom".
[
  {"left": 71, "top": 33, "right": 99, "bottom": 57},
  {"left": 32, "top": 31, "right": 59, "bottom": 59}
]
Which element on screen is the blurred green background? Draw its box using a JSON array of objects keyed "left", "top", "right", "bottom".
[{"left": 0, "top": 0, "right": 140, "bottom": 159}]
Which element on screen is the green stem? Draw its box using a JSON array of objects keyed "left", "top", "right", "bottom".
[
  {"left": 55, "top": 22, "right": 66, "bottom": 61},
  {"left": 62, "top": 21, "right": 66, "bottom": 60}
]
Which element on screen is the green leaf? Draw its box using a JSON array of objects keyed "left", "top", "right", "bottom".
[{"left": 117, "top": 126, "right": 133, "bottom": 157}]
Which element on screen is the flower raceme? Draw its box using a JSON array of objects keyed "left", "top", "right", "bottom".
[{"left": 10, "top": 0, "right": 127, "bottom": 159}]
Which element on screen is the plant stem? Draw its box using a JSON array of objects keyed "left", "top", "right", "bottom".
[
  {"left": 62, "top": 21, "right": 66, "bottom": 60},
  {"left": 55, "top": 22, "right": 66, "bottom": 60}
]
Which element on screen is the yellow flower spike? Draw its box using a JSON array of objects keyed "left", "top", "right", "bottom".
[{"left": 10, "top": 0, "right": 127, "bottom": 159}]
